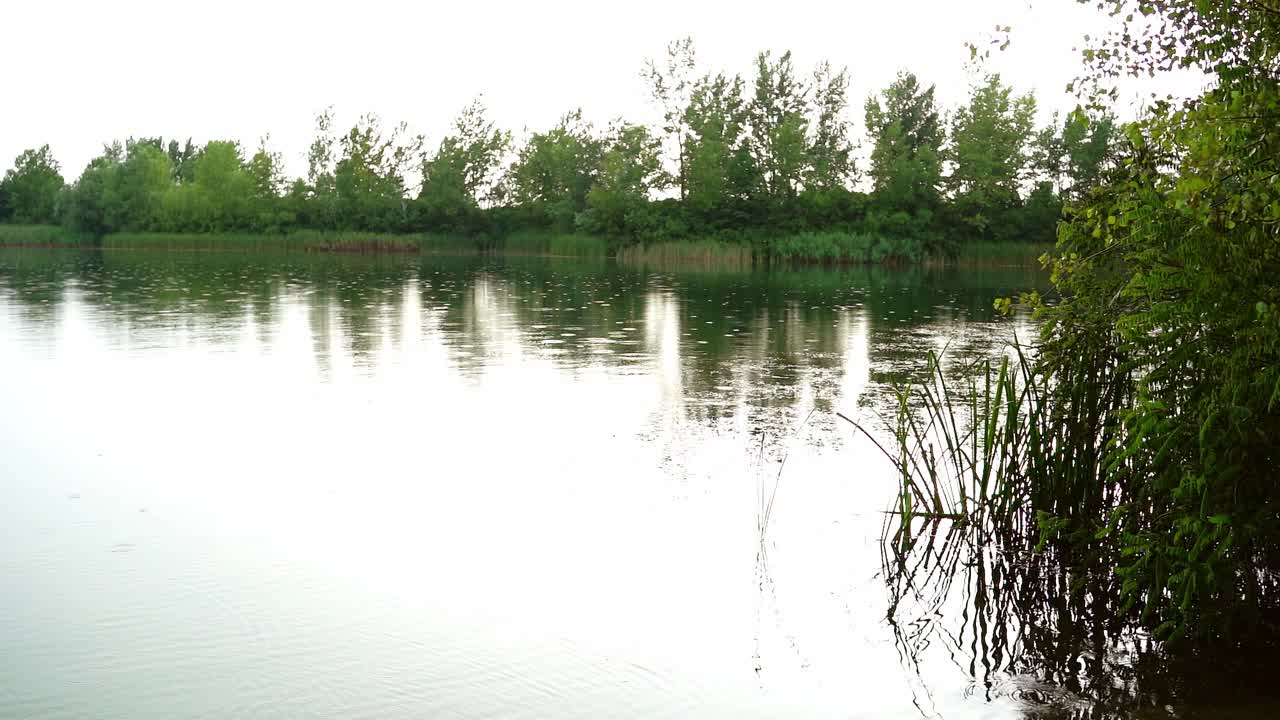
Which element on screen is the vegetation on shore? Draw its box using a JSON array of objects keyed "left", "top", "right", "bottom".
[
  {"left": 0, "top": 223, "right": 1052, "bottom": 268},
  {"left": 869, "top": 0, "right": 1280, "bottom": 647},
  {"left": 0, "top": 224, "right": 94, "bottom": 248},
  {"left": 0, "top": 43, "right": 1113, "bottom": 264}
]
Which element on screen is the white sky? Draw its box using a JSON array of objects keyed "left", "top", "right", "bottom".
[{"left": 1, "top": 0, "right": 1205, "bottom": 182}]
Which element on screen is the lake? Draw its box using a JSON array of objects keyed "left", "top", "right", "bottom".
[{"left": 0, "top": 250, "right": 1269, "bottom": 719}]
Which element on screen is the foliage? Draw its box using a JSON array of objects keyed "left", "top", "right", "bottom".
[
  {"left": 945, "top": 74, "right": 1038, "bottom": 244},
  {"left": 868, "top": 0, "right": 1280, "bottom": 644},
  {"left": 805, "top": 61, "right": 855, "bottom": 191},
  {"left": 0, "top": 146, "right": 64, "bottom": 225},
  {"left": 4, "top": 42, "right": 1105, "bottom": 262},
  {"left": 499, "top": 110, "right": 603, "bottom": 231},
  {"left": 749, "top": 50, "right": 810, "bottom": 201},
  {"left": 643, "top": 37, "right": 698, "bottom": 200},
  {"left": 420, "top": 99, "right": 512, "bottom": 229},
  {"left": 865, "top": 73, "right": 946, "bottom": 253},
  {"left": 0, "top": 224, "right": 92, "bottom": 247},
  {"left": 765, "top": 231, "right": 921, "bottom": 264},
  {"left": 1032, "top": 110, "right": 1117, "bottom": 202},
  {"left": 1035, "top": 0, "right": 1280, "bottom": 641},
  {"left": 580, "top": 121, "right": 669, "bottom": 237}
]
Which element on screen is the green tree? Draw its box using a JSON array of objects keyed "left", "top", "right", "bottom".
[
  {"left": 806, "top": 61, "right": 855, "bottom": 191},
  {"left": 62, "top": 143, "right": 123, "bottom": 234},
  {"left": 582, "top": 121, "right": 668, "bottom": 236},
  {"left": 749, "top": 51, "right": 809, "bottom": 200},
  {"left": 167, "top": 138, "right": 199, "bottom": 185},
  {"left": 1028, "top": 0, "right": 1280, "bottom": 640},
  {"left": 245, "top": 138, "right": 290, "bottom": 232},
  {"left": 1031, "top": 110, "right": 1116, "bottom": 202},
  {"left": 0, "top": 146, "right": 65, "bottom": 224},
  {"left": 177, "top": 140, "right": 255, "bottom": 231},
  {"left": 944, "top": 74, "right": 1037, "bottom": 241},
  {"left": 304, "top": 108, "right": 339, "bottom": 229},
  {"left": 332, "top": 113, "right": 423, "bottom": 231},
  {"left": 644, "top": 37, "right": 698, "bottom": 200},
  {"left": 864, "top": 72, "right": 944, "bottom": 250},
  {"left": 105, "top": 140, "right": 174, "bottom": 231},
  {"left": 682, "top": 72, "right": 756, "bottom": 218},
  {"left": 501, "top": 110, "right": 603, "bottom": 230},
  {"left": 420, "top": 99, "right": 512, "bottom": 226},
  {"left": 865, "top": 72, "right": 944, "bottom": 211}
]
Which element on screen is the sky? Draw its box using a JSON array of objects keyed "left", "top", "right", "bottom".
[{"left": 1, "top": 0, "right": 1205, "bottom": 182}]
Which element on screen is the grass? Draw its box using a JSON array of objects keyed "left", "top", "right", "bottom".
[
  {"left": 100, "top": 231, "right": 482, "bottom": 254},
  {"left": 939, "top": 241, "right": 1054, "bottom": 267},
  {"left": 616, "top": 239, "right": 755, "bottom": 269},
  {"left": 841, "top": 346, "right": 1048, "bottom": 537},
  {"left": 0, "top": 224, "right": 95, "bottom": 248},
  {"left": 765, "top": 231, "right": 924, "bottom": 264},
  {"left": 0, "top": 225, "right": 1053, "bottom": 273},
  {"left": 500, "top": 231, "right": 609, "bottom": 257}
]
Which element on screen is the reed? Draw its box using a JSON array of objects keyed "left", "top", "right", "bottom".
[
  {"left": 841, "top": 345, "right": 1050, "bottom": 539},
  {"left": 500, "top": 231, "right": 609, "bottom": 257},
  {"left": 0, "top": 224, "right": 94, "bottom": 248},
  {"left": 615, "top": 240, "right": 755, "bottom": 269},
  {"left": 936, "top": 241, "right": 1054, "bottom": 267},
  {"left": 766, "top": 231, "right": 923, "bottom": 264},
  {"left": 98, "top": 231, "right": 481, "bottom": 254}
]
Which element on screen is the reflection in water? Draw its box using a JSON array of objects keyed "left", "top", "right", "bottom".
[
  {"left": 883, "top": 499, "right": 1280, "bottom": 719},
  {"left": 18, "top": 249, "right": 1268, "bottom": 718},
  {"left": 0, "top": 250, "right": 1038, "bottom": 433}
]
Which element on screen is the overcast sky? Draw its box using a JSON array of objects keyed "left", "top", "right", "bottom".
[{"left": 1, "top": 0, "right": 1204, "bottom": 182}]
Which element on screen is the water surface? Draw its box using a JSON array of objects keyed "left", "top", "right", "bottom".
[{"left": 1, "top": 250, "right": 1260, "bottom": 719}]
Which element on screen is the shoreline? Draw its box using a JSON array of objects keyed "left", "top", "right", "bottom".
[{"left": 0, "top": 225, "right": 1052, "bottom": 269}]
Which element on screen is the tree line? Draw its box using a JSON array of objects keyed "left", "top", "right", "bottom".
[{"left": 0, "top": 42, "right": 1115, "bottom": 256}]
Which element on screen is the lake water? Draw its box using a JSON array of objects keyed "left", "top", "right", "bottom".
[{"left": 0, "top": 250, "right": 1268, "bottom": 719}]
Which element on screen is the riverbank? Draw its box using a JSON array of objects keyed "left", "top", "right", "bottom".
[{"left": 0, "top": 224, "right": 1051, "bottom": 267}]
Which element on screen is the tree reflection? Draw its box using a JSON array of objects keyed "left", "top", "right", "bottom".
[{"left": 0, "top": 248, "right": 1046, "bottom": 449}]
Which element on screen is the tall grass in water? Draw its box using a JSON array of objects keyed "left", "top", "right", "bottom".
[
  {"left": 0, "top": 224, "right": 94, "bottom": 248},
  {"left": 99, "top": 231, "right": 480, "bottom": 253},
  {"left": 616, "top": 240, "right": 754, "bottom": 270},
  {"left": 767, "top": 231, "right": 922, "bottom": 264},
  {"left": 103, "top": 232, "right": 298, "bottom": 252},
  {"left": 847, "top": 343, "right": 1122, "bottom": 532},
  {"left": 501, "top": 231, "right": 608, "bottom": 257},
  {"left": 867, "top": 351, "right": 1280, "bottom": 709},
  {"left": 290, "top": 230, "right": 477, "bottom": 253},
  {"left": 841, "top": 346, "right": 1051, "bottom": 542},
  {"left": 935, "top": 241, "right": 1055, "bottom": 267}
]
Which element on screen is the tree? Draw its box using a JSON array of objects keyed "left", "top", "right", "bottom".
[
  {"left": 1028, "top": 0, "right": 1280, "bottom": 640},
  {"left": 245, "top": 137, "right": 290, "bottom": 232},
  {"left": 332, "top": 113, "right": 423, "bottom": 231},
  {"left": 682, "top": 71, "right": 756, "bottom": 219},
  {"left": 62, "top": 143, "right": 123, "bottom": 234},
  {"left": 865, "top": 72, "right": 944, "bottom": 211},
  {"left": 167, "top": 138, "right": 199, "bottom": 185},
  {"left": 304, "top": 108, "right": 339, "bottom": 229},
  {"left": 1031, "top": 110, "right": 1116, "bottom": 202},
  {"left": 582, "top": 121, "right": 668, "bottom": 235},
  {"left": 806, "top": 61, "right": 855, "bottom": 191},
  {"left": 105, "top": 139, "right": 174, "bottom": 231},
  {"left": 749, "top": 51, "right": 809, "bottom": 200},
  {"left": 863, "top": 72, "right": 945, "bottom": 249},
  {"left": 644, "top": 37, "right": 698, "bottom": 200},
  {"left": 163, "top": 140, "right": 257, "bottom": 231},
  {"left": 944, "top": 74, "right": 1037, "bottom": 241},
  {"left": 501, "top": 110, "right": 603, "bottom": 230},
  {"left": 420, "top": 99, "right": 512, "bottom": 226},
  {"left": 0, "top": 146, "right": 65, "bottom": 224}
]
